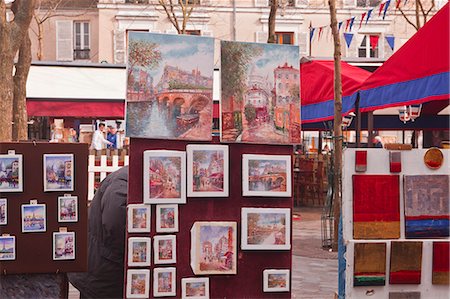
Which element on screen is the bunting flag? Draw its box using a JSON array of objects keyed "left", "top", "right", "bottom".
[
  {"left": 345, "top": 18, "right": 351, "bottom": 31},
  {"left": 310, "top": 27, "right": 316, "bottom": 42},
  {"left": 379, "top": 2, "right": 386, "bottom": 16},
  {"left": 349, "top": 17, "right": 355, "bottom": 31},
  {"left": 370, "top": 35, "right": 380, "bottom": 50},
  {"left": 344, "top": 33, "right": 354, "bottom": 48},
  {"left": 338, "top": 21, "right": 343, "bottom": 32},
  {"left": 318, "top": 26, "right": 324, "bottom": 40},
  {"left": 383, "top": 0, "right": 391, "bottom": 19},
  {"left": 396, "top": 0, "right": 401, "bottom": 9},
  {"left": 366, "top": 9, "right": 373, "bottom": 24},
  {"left": 385, "top": 35, "right": 395, "bottom": 50},
  {"left": 359, "top": 12, "right": 367, "bottom": 28}
]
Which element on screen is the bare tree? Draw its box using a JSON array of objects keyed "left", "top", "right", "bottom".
[
  {"left": 267, "top": 0, "right": 278, "bottom": 43},
  {"left": 158, "top": 0, "right": 198, "bottom": 34},
  {"left": 398, "top": 0, "right": 436, "bottom": 31}
]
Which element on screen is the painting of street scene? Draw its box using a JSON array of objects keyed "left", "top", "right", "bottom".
[
  {"left": 128, "top": 204, "right": 150, "bottom": 232},
  {"left": 126, "top": 32, "right": 214, "bottom": 141},
  {"left": 53, "top": 232, "right": 75, "bottom": 260},
  {"left": 0, "top": 154, "right": 23, "bottom": 192},
  {"left": 22, "top": 204, "right": 46, "bottom": 233},
  {"left": 0, "top": 236, "right": 15, "bottom": 260},
  {"left": 127, "top": 270, "right": 149, "bottom": 298},
  {"left": 157, "top": 271, "right": 174, "bottom": 293},
  {"left": 156, "top": 204, "right": 178, "bottom": 232},
  {"left": 128, "top": 237, "right": 150, "bottom": 267},
  {"left": 268, "top": 273, "right": 288, "bottom": 288},
  {"left": 221, "top": 41, "right": 300, "bottom": 144},
  {"left": 263, "top": 269, "right": 290, "bottom": 292},
  {"left": 182, "top": 278, "right": 209, "bottom": 298},
  {"left": 44, "top": 154, "right": 73, "bottom": 191},
  {"left": 58, "top": 196, "right": 78, "bottom": 222},
  {"left": 0, "top": 198, "right": 6, "bottom": 225},
  {"left": 154, "top": 235, "right": 176, "bottom": 264}
]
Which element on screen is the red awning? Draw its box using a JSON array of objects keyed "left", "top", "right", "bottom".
[{"left": 27, "top": 101, "right": 125, "bottom": 118}]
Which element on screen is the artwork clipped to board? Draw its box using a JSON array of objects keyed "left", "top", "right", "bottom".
[
  {"left": 389, "top": 241, "right": 423, "bottom": 284},
  {"left": 186, "top": 144, "right": 229, "bottom": 197},
  {"left": 432, "top": 241, "right": 450, "bottom": 285},
  {"left": 58, "top": 195, "right": 78, "bottom": 222},
  {"left": 181, "top": 277, "right": 209, "bottom": 299},
  {"left": 127, "top": 204, "right": 151, "bottom": 233},
  {"left": 353, "top": 242, "right": 387, "bottom": 286},
  {"left": 126, "top": 269, "right": 150, "bottom": 299},
  {"left": 143, "top": 150, "right": 186, "bottom": 204},
  {"left": 221, "top": 41, "right": 300, "bottom": 144},
  {"left": 153, "top": 235, "right": 176, "bottom": 264},
  {"left": 128, "top": 237, "right": 151, "bottom": 267},
  {"left": 43, "top": 154, "right": 74, "bottom": 192},
  {"left": 53, "top": 231, "right": 75, "bottom": 260},
  {"left": 0, "top": 198, "right": 6, "bottom": 225},
  {"left": 403, "top": 175, "right": 449, "bottom": 238},
  {"left": 125, "top": 32, "right": 214, "bottom": 141},
  {"left": 0, "top": 154, "right": 23, "bottom": 192},
  {"left": 263, "top": 269, "right": 290, "bottom": 292},
  {"left": 153, "top": 267, "right": 176, "bottom": 297},
  {"left": 21, "top": 203, "right": 46, "bottom": 233},
  {"left": 156, "top": 204, "right": 179, "bottom": 233},
  {"left": 0, "top": 235, "right": 15, "bottom": 260}
]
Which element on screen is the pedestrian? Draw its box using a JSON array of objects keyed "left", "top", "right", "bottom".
[
  {"left": 107, "top": 126, "right": 118, "bottom": 149},
  {"left": 373, "top": 136, "right": 383, "bottom": 148},
  {"left": 90, "top": 123, "right": 112, "bottom": 151},
  {"left": 68, "top": 128, "right": 79, "bottom": 143}
]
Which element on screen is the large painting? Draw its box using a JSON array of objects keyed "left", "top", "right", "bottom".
[
  {"left": 354, "top": 242, "right": 386, "bottom": 286},
  {"left": 389, "top": 241, "right": 422, "bottom": 284},
  {"left": 126, "top": 32, "right": 214, "bottom": 140},
  {"left": 221, "top": 41, "right": 300, "bottom": 144},
  {"left": 404, "top": 175, "right": 449, "bottom": 238}
]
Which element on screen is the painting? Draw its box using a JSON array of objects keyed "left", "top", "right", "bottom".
[
  {"left": 241, "top": 207, "right": 291, "bottom": 250},
  {"left": 389, "top": 151, "right": 402, "bottom": 173},
  {"left": 190, "top": 221, "right": 237, "bottom": 275},
  {"left": 153, "top": 267, "right": 176, "bottom": 297},
  {"left": 53, "top": 231, "right": 75, "bottom": 260},
  {"left": 404, "top": 175, "right": 449, "bottom": 238},
  {"left": 242, "top": 154, "right": 292, "bottom": 197},
  {"left": 354, "top": 150, "right": 367, "bottom": 172},
  {"left": 181, "top": 278, "right": 209, "bottom": 299},
  {"left": 389, "top": 292, "right": 421, "bottom": 299},
  {"left": 128, "top": 237, "right": 151, "bottom": 267},
  {"left": 43, "top": 154, "right": 74, "bottom": 192},
  {"left": 126, "top": 32, "right": 214, "bottom": 141},
  {"left": 353, "top": 242, "right": 386, "bottom": 286},
  {"left": 432, "top": 241, "right": 449, "bottom": 284},
  {"left": 143, "top": 150, "right": 186, "bottom": 204},
  {"left": 353, "top": 175, "right": 400, "bottom": 239},
  {"left": 58, "top": 195, "right": 78, "bottom": 222},
  {"left": 156, "top": 204, "right": 179, "bottom": 233},
  {"left": 0, "top": 236, "right": 15, "bottom": 260},
  {"left": 126, "top": 269, "right": 150, "bottom": 298},
  {"left": 154, "top": 235, "right": 176, "bottom": 264},
  {"left": 389, "top": 241, "right": 422, "bottom": 284},
  {"left": 187, "top": 144, "right": 229, "bottom": 197},
  {"left": 263, "top": 269, "right": 290, "bottom": 292},
  {"left": 21, "top": 203, "right": 46, "bottom": 233},
  {"left": 127, "top": 204, "right": 151, "bottom": 233},
  {"left": 221, "top": 40, "right": 300, "bottom": 144},
  {"left": 0, "top": 154, "right": 23, "bottom": 192},
  {"left": 0, "top": 198, "right": 6, "bottom": 225}
]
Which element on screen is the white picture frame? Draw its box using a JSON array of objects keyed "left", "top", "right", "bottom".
[
  {"left": 187, "top": 144, "right": 229, "bottom": 197},
  {"left": 153, "top": 267, "right": 176, "bottom": 297},
  {"left": 181, "top": 277, "right": 210, "bottom": 299},
  {"left": 154, "top": 235, "right": 177, "bottom": 264},
  {"left": 263, "top": 269, "right": 290, "bottom": 292},
  {"left": 43, "top": 154, "right": 74, "bottom": 192},
  {"left": 128, "top": 237, "right": 151, "bottom": 267},
  {"left": 127, "top": 204, "right": 151, "bottom": 233},
  {"left": 58, "top": 195, "right": 78, "bottom": 222},
  {"left": 0, "top": 154, "right": 23, "bottom": 192},
  {"left": 53, "top": 231, "right": 75, "bottom": 260},
  {"left": 0, "top": 235, "right": 15, "bottom": 260},
  {"left": 143, "top": 150, "right": 186, "bottom": 204},
  {"left": 242, "top": 154, "right": 292, "bottom": 197},
  {"left": 126, "top": 269, "right": 150, "bottom": 298},
  {"left": 156, "top": 204, "right": 179, "bottom": 233},
  {"left": 21, "top": 203, "right": 46, "bottom": 233},
  {"left": 0, "top": 198, "right": 7, "bottom": 225},
  {"left": 241, "top": 207, "right": 291, "bottom": 250}
]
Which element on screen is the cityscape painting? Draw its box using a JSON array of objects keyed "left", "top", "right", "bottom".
[
  {"left": 58, "top": 196, "right": 78, "bottom": 222},
  {"left": 0, "top": 154, "right": 23, "bottom": 192},
  {"left": 153, "top": 267, "right": 176, "bottom": 297},
  {"left": 126, "top": 32, "right": 214, "bottom": 140},
  {"left": 128, "top": 237, "right": 151, "bottom": 267},
  {"left": 156, "top": 204, "right": 178, "bottom": 233},
  {"left": 0, "top": 236, "right": 15, "bottom": 260},
  {"left": 21, "top": 203, "right": 46, "bottom": 233},
  {"left": 127, "top": 204, "right": 150, "bottom": 233},
  {"left": 154, "top": 235, "right": 176, "bottom": 264},
  {"left": 53, "top": 231, "right": 75, "bottom": 260},
  {"left": 263, "top": 269, "right": 290, "bottom": 292},
  {"left": 0, "top": 198, "right": 6, "bottom": 225},
  {"left": 221, "top": 40, "right": 300, "bottom": 144},
  {"left": 43, "top": 154, "right": 74, "bottom": 192},
  {"left": 181, "top": 277, "right": 209, "bottom": 299},
  {"left": 126, "top": 269, "right": 150, "bottom": 298}
]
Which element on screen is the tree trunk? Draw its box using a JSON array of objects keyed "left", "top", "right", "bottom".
[
  {"left": 37, "top": 21, "right": 43, "bottom": 60},
  {"left": 267, "top": 0, "right": 277, "bottom": 43},
  {"left": 0, "top": 23, "right": 15, "bottom": 142}
]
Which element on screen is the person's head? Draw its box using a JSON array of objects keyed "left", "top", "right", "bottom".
[
  {"left": 98, "top": 123, "right": 105, "bottom": 131},
  {"left": 110, "top": 127, "right": 117, "bottom": 134},
  {"left": 374, "top": 136, "right": 382, "bottom": 144},
  {"left": 69, "top": 128, "right": 77, "bottom": 136}
]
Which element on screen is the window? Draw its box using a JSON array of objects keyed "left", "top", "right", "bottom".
[
  {"left": 275, "top": 32, "right": 294, "bottom": 45},
  {"left": 356, "top": 0, "right": 382, "bottom": 7},
  {"left": 186, "top": 30, "right": 201, "bottom": 36},
  {"left": 358, "top": 35, "right": 379, "bottom": 58},
  {"left": 269, "top": 0, "right": 295, "bottom": 6},
  {"left": 187, "top": 0, "right": 201, "bottom": 4},
  {"left": 74, "top": 22, "right": 90, "bottom": 60}
]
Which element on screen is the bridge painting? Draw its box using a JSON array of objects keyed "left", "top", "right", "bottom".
[{"left": 247, "top": 158, "right": 288, "bottom": 192}]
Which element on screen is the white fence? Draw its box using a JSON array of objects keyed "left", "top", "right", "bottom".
[{"left": 88, "top": 154, "right": 129, "bottom": 201}]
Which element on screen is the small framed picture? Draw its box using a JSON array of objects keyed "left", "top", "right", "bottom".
[
  {"left": 127, "top": 204, "right": 151, "bottom": 233},
  {"left": 156, "top": 204, "right": 179, "bottom": 233},
  {"left": 22, "top": 203, "right": 46, "bottom": 233},
  {"left": 0, "top": 198, "right": 7, "bottom": 225},
  {"left": 128, "top": 237, "right": 151, "bottom": 267},
  {"left": 0, "top": 236, "right": 15, "bottom": 260},
  {"left": 187, "top": 144, "right": 229, "bottom": 197},
  {"left": 241, "top": 207, "right": 291, "bottom": 250},
  {"left": 43, "top": 154, "right": 74, "bottom": 192},
  {"left": 153, "top": 267, "right": 176, "bottom": 297},
  {"left": 154, "top": 235, "right": 176, "bottom": 264},
  {"left": 242, "top": 154, "right": 292, "bottom": 197},
  {"left": 126, "top": 269, "right": 150, "bottom": 298},
  {"left": 143, "top": 150, "right": 186, "bottom": 204},
  {"left": 0, "top": 154, "right": 23, "bottom": 192},
  {"left": 181, "top": 277, "right": 209, "bottom": 299},
  {"left": 263, "top": 269, "right": 290, "bottom": 292},
  {"left": 58, "top": 195, "right": 78, "bottom": 222},
  {"left": 53, "top": 231, "right": 75, "bottom": 260}
]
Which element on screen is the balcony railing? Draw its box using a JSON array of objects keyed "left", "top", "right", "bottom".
[{"left": 74, "top": 49, "right": 90, "bottom": 60}]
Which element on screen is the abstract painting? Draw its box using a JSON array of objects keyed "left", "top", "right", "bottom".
[
  {"left": 126, "top": 32, "right": 214, "bottom": 141},
  {"left": 58, "top": 195, "right": 78, "bottom": 222},
  {"left": 22, "top": 203, "right": 46, "bottom": 233},
  {"left": 126, "top": 269, "right": 150, "bottom": 298},
  {"left": 187, "top": 144, "right": 229, "bottom": 197},
  {"left": 0, "top": 154, "right": 23, "bottom": 192},
  {"left": 190, "top": 221, "right": 237, "bottom": 275},
  {"left": 153, "top": 267, "right": 176, "bottom": 297},
  {"left": 127, "top": 204, "right": 151, "bottom": 233},
  {"left": 156, "top": 204, "right": 179, "bottom": 233},
  {"left": 263, "top": 269, "right": 290, "bottom": 292},
  {"left": 432, "top": 241, "right": 449, "bottom": 284},
  {"left": 153, "top": 235, "right": 176, "bottom": 264},
  {"left": 53, "top": 231, "right": 75, "bottom": 260},
  {"left": 353, "top": 175, "right": 400, "bottom": 239},
  {"left": 354, "top": 242, "right": 386, "bottom": 286},
  {"left": 181, "top": 277, "right": 209, "bottom": 299},
  {"left": 389, "top": 241, "right": 422, "bottom": 284},
  {"left": 0, "top": 198, "right": 6, "bottom": 225},
  {"left": 0, "top": 236, "right": 15, "bottom": 260},
  {"left": 389, "top": 151, "right": 402, "bottom": 173},
  {"left": 43, "top": 154, "right": 74, "bottom": 192},
  {"left": 221, "top": 41, "right": 300, "bottom": 144},
  {"left": 354, "top": 150, "right": 367, "bottom": 172},
  {"left": 389, "top": 292, "right": 421, "bottom": 299},
  {"left": 128, "top": 237, "right": 151, "bottom": 267},
  {"left": 404, "top": 175, "right": 449, "bottom": 238}
]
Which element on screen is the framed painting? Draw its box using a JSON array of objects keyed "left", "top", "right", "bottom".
[
  {"left": 432, "top": 241, "right": 449, "bottom": 284},
  {"left": 0, "top": 154, "right": 23, "bottom": 192},
  {"left": 389, "top": 241, "right": 422, "bottom": 284},
  {"left": 263, "top": 269, "right": 290, "bottom": 292},
  {"left": 127, "top": 204, "right": 151, "bottom": 233},
  {"left": 125, "top": 32, "right": 214, "bottom": 141},
  {"left": 156, "top": 204, "right": 179, "bottom": 233},
  {"left": 153, "top": 267, "right": 176, "bottom": 297},
  {"left": 353, "top": 242, "right": 386, "bottom": 286},
  {"left": 242, "top": 154, "right": 292, "bottom": 197},
  {"left": 153, "top": 235, "right": 176, "bottom": 264},
  {"left": 53, "top": 231, "right": 75, "bottom": 260},
  {"left": 128, "top": 237, "right": 151, "bottom": 267},
  {"left": 0, "top": 198, "right": 7, "bottom": 225},
  {"left": 58, "top": 195, "right": 78, "bottom": 222},
  {"left": 241, "top": 207, "right": 291, "bottom": 250},
  {"left": 43, "top": 154, "right": 74, "bottom": 192},
  {"left": 143, "top": 150, "right": 186, "bottom": 204},
  {"left": 21, "top": 203, "right": 46, "bottom": 233},
  {"left": 389, "top": 292, "right": 421, "bottom": 299},
  {"left": 126, "top": 269, "right": 150, "bottom": 299},
  {"left": 0, "top": 236, "right": 15, "bottom": 260},
  {"left": 187, "top": 144, "right": 229, "bottom": 197},
  {"left": 181, "top": 277, "right": 209, "bottom": 299},
  {"left": 190, "top": 221, "right": 237, "bottom": 275}
]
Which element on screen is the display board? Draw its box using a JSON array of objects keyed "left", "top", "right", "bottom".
[
  {"left": 0, "top": 142, "right": 88, "bottom": 274},
  {"left": 126, "top": 138, "right": 293, "bottom": 298}
]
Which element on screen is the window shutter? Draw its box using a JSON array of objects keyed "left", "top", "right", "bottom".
[
  {"left": 113, "top": 29, "right": 125, "bottom": 64},
  {"left": 56, "top": 20, "right": 73, "bottom": 61},
  {"left": 201, "top": 30, "right": 213, "bottom": 37},
  {"left": 297, "top": 32, "right": 308, "bottom": 56},
  {"left": 255, "top": 31, "right": 269, "bottom": 43},
  {"left": 343, "top": 0, "right": 356, "bottom": 8},
  {"left": 255, "top": 0, "right": 269, "bottom": 7}
]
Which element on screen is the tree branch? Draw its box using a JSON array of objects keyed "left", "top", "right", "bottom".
[
  {"left": 159, "top": 0, "right": 181, "bottom": 33},
  {"left": 11, "top": 0, "right": 36, "bottom": 52},
  {"left": 398, "top": 7, "right": 418, "bottom": 31}
]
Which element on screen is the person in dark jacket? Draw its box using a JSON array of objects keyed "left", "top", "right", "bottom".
[{"left": 68, "top": 166, "right": 128, "bottom": 298}]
